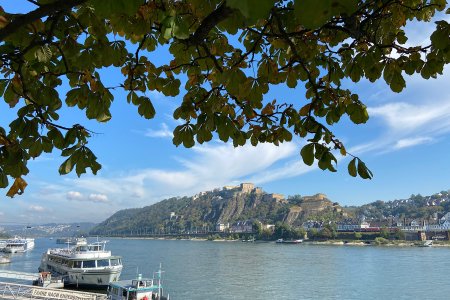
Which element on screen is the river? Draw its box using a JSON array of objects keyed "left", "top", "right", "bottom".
[{"left": 1, "top": 237, "right": 449, "bottom": 299}]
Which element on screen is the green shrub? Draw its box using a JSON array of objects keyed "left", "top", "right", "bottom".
[{"left": 374, "top": 237, "right": 389, "bottom": 245}]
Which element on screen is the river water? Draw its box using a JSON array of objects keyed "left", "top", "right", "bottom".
[{"left": 1, "top": 237, "right": 449, "bottom": 299}]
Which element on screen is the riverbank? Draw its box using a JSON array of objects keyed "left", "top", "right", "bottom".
[
  {"left": 305, "top": 239, "right": 450, "bottom": 247},
  {"left": 104, "top": 236, "right": 450, "bottom": 247}
]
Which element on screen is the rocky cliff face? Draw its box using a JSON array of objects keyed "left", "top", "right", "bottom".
[{"left": 284, "top": 194, "right": 345, "bottom": 226}]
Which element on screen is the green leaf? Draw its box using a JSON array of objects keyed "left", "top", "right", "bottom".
[
  {"left": 430, "top": 22, "right": 450, "bottom": 50},
  {"left": 28, "top": 139, "right": 43, "bottom": 158},
  {"left": 137, "top": 97, "right": 156, "bottom": 119},
  {"left": 35, "top": 45, "right": 52, "bottom": 62},
  {"left": 348, "top": 158, "right": 357, "bottom": 177},
  {"left": 295, "top": 0, "right": 358, "bottom": 29},
  {"left": 0, "top": 169, "right": 8, "bottom": 188},
  {"left": 59, "top": 153, "right": 78, "bottom": 175},
  {"left": 90, "top": 0, "right": 142, "bottom": 17},
  {"left": 346, "top": 103, "right": 369, "bottom": 124},
  {"left": 383, "top": 62, "right": 406, "bottom": 93},
  {"left": 300, "top": 143, "right": 315, "bottom": 166},
  {"left": 357, "top": 159, "right": 373, "bottom": 179},
  {"left": 0, "top": 80, "right": 8, "bottom": 96},
  {"left": 227, "top": 0, "right": 276, "bottom": 21}
]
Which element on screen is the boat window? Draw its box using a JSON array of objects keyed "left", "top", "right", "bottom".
[
  {"left": 89, "top": 245, "right": 102, "bottom": 251},
  {"left": 129, "top": 291, "right": 137, "bottom": 300},
  {"left": 73, "top": 261, "right": 82, "bottom": 268},
  {"left": 77, "top": 246, "right": 88, "bottom": 252},
  {"left": 146, "top": 280, "right": 153, "bottom": 287},
  {"left": 97, "top": 259, "right": 109, "bottom": 267},
  {"left": 110, "top": 259, "right": 121, "bottom": 266},
  {"left": 82, "top": 260, "right": 96, "bottom": 268},
  {"left": 111, "top": 287, "right": 119, "bottom": 295}
]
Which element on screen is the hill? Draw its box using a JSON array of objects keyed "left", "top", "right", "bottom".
[
  {"left": 0, "top": 222, "right": 96, "bottom": 238},
  {"left": 90, "top": 183, "right": 345, "bottom": 235},
  {"left": 90, "top": 184, "right": 450, "bottom": 235}
]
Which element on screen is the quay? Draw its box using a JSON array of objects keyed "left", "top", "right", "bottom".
[
  {"left": 0, "top": 281, "right": 107, "bottom": 300},
  {"left": 0, "top": 270, "right": 40, "bottom": 281}
]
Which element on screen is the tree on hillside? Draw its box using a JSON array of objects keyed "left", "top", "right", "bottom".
[{"left": 0, "top": 0, "right": 449, "bottom": 196}]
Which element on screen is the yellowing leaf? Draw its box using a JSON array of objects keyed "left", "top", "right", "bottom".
[{"left": 6, "top": 177, "right": 28, "bottom": 198}]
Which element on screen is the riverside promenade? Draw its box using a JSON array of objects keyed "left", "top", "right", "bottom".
[{"left": 0, "top": 281, "right": 107, "bottom": 300}]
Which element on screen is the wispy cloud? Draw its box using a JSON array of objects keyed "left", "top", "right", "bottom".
[
  {"left": 65, "top": 142, "right": 301, "bottom": 209},
  {"left": 144, "top": 123, "right": 173, "bottom": 138},
  {"left": 349, "top": 62, "right": 450, "bottom": 155},
  {"left": 369, "top": 102, "right": 450, "bottom": 134},
  {"left": 27, "top": 205, "right": 45, "bottom": 212},
  {"left": 394, "top": 137, "right": 433, "bottom": 150}
]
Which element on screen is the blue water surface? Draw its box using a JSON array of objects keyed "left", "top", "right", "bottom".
[{"left": 1, "top": 238, "right": 448, "bottom": 299}]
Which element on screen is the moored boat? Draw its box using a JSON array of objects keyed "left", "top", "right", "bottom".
[
  {"left": 3, "top": 236, "right": 35, "bottom": 253},
  {"left": 38, "top": 241, "right": 122, "bottom": 288},
  {"left": 32, "top": 271, "right": 64, "bottom": 289},
  {"left": 419, "top": 240, "right": 433, "bottom": 247},
  {"left": 56, "top": 237, "right": 87, "bottom": 245},
  {"left": 107, "top": 264, "right": 169, "bottom": 300},
  {"left": 275, "top": 238, "right": 303, "bottom": 244}
]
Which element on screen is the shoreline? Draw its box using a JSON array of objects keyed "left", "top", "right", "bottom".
[{"left": 98, "top": 236, "right": 450, "bottom": 247}]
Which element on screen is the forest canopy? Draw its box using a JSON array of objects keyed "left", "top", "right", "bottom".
[{"left": 0, "top": 0, "right": 449, "bottom": 196}]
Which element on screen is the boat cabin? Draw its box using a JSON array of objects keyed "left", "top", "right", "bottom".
[{"left": 108, "top": 275, "right": 167, "bottom": 300}]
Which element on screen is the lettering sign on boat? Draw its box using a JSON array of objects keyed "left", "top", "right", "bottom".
[{"left": 31, "top": 288, "right": 98, "bottom": 300}]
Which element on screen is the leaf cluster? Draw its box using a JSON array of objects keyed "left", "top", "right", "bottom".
[{"left": 0, "top": 0, "right": 449, "bottom": 195}]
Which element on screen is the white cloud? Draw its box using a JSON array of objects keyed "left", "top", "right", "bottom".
[
  {"left": 27, "top": 205, "right": 45, "bottom": 212},
  {"left": 144, "top": 123, "right": 173, "bottom": 138},
  {"left": 65, "top": 142, "right": 301, "bottom": 209},
  {"left": 348, "top": 62, "right": 450, "bottom": 155},
  {"left": 66, "top": 191, "right": 83, "bottom": 200},
  {"left": 369, "top": 101, "right": 450, "bottom": 134},
  {"left": 88, "top": 193, "right": 109, "bottom": 203},
  {"left": 394, "top": 137, "right": 433, "bottom": 150}
]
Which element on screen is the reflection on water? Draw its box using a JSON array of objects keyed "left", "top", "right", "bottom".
[{"left": 1, "top": 238, "right": 450, "bottom": 299}]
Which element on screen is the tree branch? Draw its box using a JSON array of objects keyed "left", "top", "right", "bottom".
[
  {"left": 183, "top": 1, "right": 234, "bottom": 46},
  {"left": 0, "top": 0, "right": 87, "bottom": 42}
]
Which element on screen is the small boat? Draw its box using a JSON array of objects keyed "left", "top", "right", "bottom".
[
  {"left": 275, "top": 238, "right": 303, "bottom": 244},
  {"left": 0, "top": 255, "right": 11, "bottom": 264},
  {"left": 419, "top": 240, "right": 433, "bottom": 247},
  {"left": 241, "top": 237, "right": 255, "bottom": 242},
  {"left": 108, "top": 264, "right": 169, "bottom": 300},
  {"left": 32, "top": 272, "right": 64, "bottom": 289}
]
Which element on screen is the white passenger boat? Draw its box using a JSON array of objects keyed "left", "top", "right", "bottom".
[
  {"left": 38, "top": 241, "right": 122, "bottom": 288},
  {"left": 56, "top": 237, "right": 87, "bottom": 245},
  {"left": 108, "top": 265, "right": 168, "bottom": 300},
  {"left": 3, "top": 236, "right": 35, "bottom": 253}
]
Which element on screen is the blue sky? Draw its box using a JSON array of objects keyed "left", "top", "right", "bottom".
[{"left": 1, "top": 2, "right": 450, "bottom": 224}]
